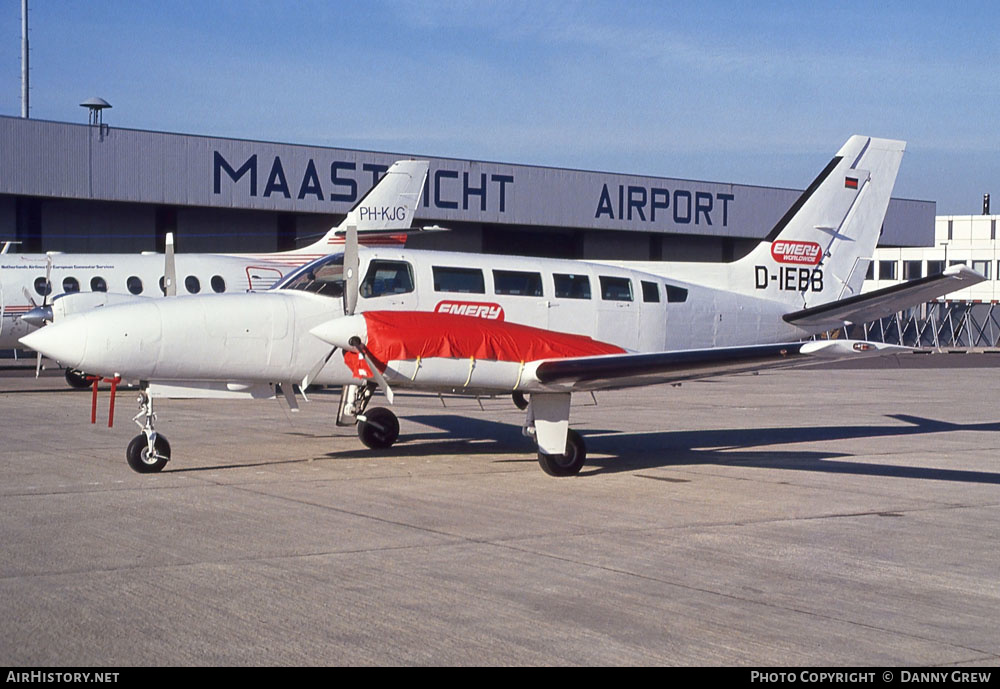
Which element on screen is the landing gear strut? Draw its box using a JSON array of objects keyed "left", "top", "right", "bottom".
[{"left": 126, "top": 390, "right": 170, "bottom": 473}]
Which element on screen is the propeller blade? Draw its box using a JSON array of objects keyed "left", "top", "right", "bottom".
[
  {"left": 343, "top": 224, "right": 359, "bottom": 316},
  {"left": 22, "top": 286, "right": 37, "bottom": 308},
  {"left": 163, "top": 232, "right": 177, "bottom": 296},
  {"left": 280, "top": 383, "right": 300, "bottom": 412},
  {"left": 43, "top": 254, "right": 52, "bottom": 306},
  {"left": 352, "top": 337, "right": 394, "bottom": 405},
  {"left": 35, "top": 351, "right": 42, "bottom": 378},
  {"left": 301, "top": 347, "right": 337, "bottom": 391}
]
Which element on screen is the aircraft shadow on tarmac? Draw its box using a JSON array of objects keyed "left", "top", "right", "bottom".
[{"left": 356, "top": 413, "right": 1000, "bottom": 484}]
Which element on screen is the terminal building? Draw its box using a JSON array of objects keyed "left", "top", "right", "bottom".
[
  {"left": 10, "top": 113, "right": 995, "bottom": 348},
  {"left": 0, "top": 115, "right": 935, "bottom": 261}
]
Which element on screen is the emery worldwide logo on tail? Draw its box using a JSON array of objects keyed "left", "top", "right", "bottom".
[{"left": 771, "top": 240, "right": 822, "bottom": 266}]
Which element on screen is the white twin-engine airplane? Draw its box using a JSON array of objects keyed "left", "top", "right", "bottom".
[
  {"left": 22, "top": 136, "right": 985, "bottom": 477},
  {"left": 1, "top": 159, "right": 430, "bottom": 384}
]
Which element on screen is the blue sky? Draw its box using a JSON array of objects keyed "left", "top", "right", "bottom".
[{"left": 1, "top": 1, "right": 997, "bottom": 213}]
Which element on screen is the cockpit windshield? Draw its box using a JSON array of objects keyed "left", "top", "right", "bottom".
[{"left": 272, "top": 253, "right": 345, "bottom": 297}]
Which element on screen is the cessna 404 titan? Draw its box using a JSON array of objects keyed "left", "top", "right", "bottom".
[
  {"left": 2, "top": 159, "right": 429, "bottom": 384},
  {"left": 21, "top": 136, "right": 984, "bottom": 476}
]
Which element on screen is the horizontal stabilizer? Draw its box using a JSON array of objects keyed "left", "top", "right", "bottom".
[
  {"left": 530, "top": 340, "right": 909, "bottom": 391},
  {"left": 783, "top": 265, "right": 986, "bottom": 328}
]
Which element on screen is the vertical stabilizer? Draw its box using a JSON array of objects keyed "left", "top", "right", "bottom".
[
  {"left": 737, "top": 136, "right": 905, "bottom": 308},
  {"left": 290, "top": 160, "right": 429, "bottom": 254}
]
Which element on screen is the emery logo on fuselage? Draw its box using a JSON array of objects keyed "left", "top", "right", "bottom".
[
  {"left": 771, "top": 240, "right": 822, "bottom": 266},
  {"left": 434, "top": 301, "right": 505, "bottom": 320}
]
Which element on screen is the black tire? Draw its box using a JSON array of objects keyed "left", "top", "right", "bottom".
[
  {"left": 512, "top": 391, "right": 529, "bottom": 410},
  {"left": 537, "top": 429, "right": 586, "bottom": 477},
  {"left": 357, "top": 407, "right": 400, "bottom": 449},
  {"left": 65, "top": 368, "right": 91, "bottom": 389},
  {"left": 126, "top": 434, "right": 170, "bottom": 473}
]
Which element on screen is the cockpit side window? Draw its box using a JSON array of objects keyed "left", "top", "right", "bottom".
[
  {"left": 281, "top": 254, "right": 345, "bottom": 297},
  {"left": 361, "top": 260, "right": 415, "bottom": 298}
]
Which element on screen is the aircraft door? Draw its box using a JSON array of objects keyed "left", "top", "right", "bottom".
[
  {"left": 595, "top": 275, "right": 639, "bottom": 350},
  {"left": 247, "top": 265, "right": 285, "bottom": 291},
  {"left": 547, "top": 272, "right": 596, "bottom": 338}
]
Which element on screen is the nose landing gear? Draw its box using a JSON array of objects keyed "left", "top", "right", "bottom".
[{"left": 126, "top": 391, "right": 170, "bottom": 473}]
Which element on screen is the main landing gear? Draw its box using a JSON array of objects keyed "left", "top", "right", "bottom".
[
  {"left": 523, "top": 392, "right": 587, "bottom": 477},
  {"left": 126, "top": 390, "right": 171, "bottom": 473},
  {"left": 343, "top": 385, "right": 586, "bottom": 476},
  {"left": 536, "top": 428, "right": 587, "bottom": 477}
]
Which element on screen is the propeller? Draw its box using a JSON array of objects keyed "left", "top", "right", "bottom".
[{"left": 302, "top": 225, "right": 362, "bottom": 393}]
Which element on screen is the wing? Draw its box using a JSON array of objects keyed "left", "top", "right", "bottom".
[
  {"left": 783, "top": 265, "right": 985, "bottom": 329},
  {"left": 528, "top": 339, "right": 908, "bottom": 392},
  {"left": 310, "top": 311, "right": 909, "bottom": 395}
]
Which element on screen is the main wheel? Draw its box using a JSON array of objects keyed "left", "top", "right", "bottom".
[
  {"left": 357, "top": 407, "right": 400, "bottom": 449},
  {"left": 126, "top": 434, "right": 171, "bottom": 473},
  {"left": 537, "top": 429, "right": 586, "bottom": 477},
  {"left": 65, "top": 368, "right": 91, "bottom": 389}
]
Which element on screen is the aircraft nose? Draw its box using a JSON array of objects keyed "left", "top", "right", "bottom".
[
  {"left": 19, "top": 315, "right": 87, "bottom": 369},
  {"left": 21, "top": 305, "right": 53, "bottom": 328}
]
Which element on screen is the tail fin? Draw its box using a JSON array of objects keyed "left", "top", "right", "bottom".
[
  {"left": 291, "top": 160, "right": 429, "bottom": 253},
  {"left": 739, "top": 136, "right": 905, "bottom": 308}
]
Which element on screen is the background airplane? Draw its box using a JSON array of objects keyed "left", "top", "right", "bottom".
[
  {"left": 22, "top": 136, "right": 985, "bottom": 476},
  {"left": 1, "top": 159, "right": 430, "bottom": 384}
]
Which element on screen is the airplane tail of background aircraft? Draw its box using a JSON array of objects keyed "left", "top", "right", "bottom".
[
  {"left": 733, "top": 135, "right": 905, "bottom": 309},
  {"left": 282, "top": 159, "right": 430, "bottom": 255}
]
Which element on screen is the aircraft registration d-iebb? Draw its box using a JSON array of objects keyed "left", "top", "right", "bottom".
[
  {"left": 1, "top": 160, "right": 429, "bottom": 384},
  {"left": 22, "top": 136, "right": 985, "bottom": 477}
]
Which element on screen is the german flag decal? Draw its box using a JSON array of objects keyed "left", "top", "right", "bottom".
[{"left": 845, "top": 177, "right": 859, "bottom": 189}]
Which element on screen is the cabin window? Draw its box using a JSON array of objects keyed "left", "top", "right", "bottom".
[
  {"left": 599, "top": 276, "right": 632, "bottom": 301},
  {"left": 211, "top": 275, "right": 226, "bottom": 293},
  {"left": 493, "top": 270, "right": 543, "bottom": 296},
  {"left": 33, "top": 277, "right": 52, "bottom": 297},
  {"left": 640, "top": 280, "right": 660, "bottom": 303},
  {"left": 91, "top": 276, "right": 107, "bottom": 292},
  {"left": 127, "top": 276, "right": 143, "bottom": 295},
  {"left": 433, "top": 266, "right": 485, "bottom": 293},
  {"left": 185, "top": 276, "right": 201, "bottom": 294},
  {"left": 361, "top": 260, "right": 415, "bottom": 298},
  {"left": 62, "top": 277, "right": 80, "bottom": 293},
  {"left": 553, "top": 273, "right": 591, "bottom": 299},
  {"left": 665, "top": 284, "right": 688, "bottom": 303}
]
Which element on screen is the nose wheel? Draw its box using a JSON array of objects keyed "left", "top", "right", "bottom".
[
  {"left": 126, "top": 433, "right": 171, "bottom": 473},
  {"left": 357, "top": 406, "right": 400, "bottom": 449},
  {"left": 126, "top": 391, "right": 170, "bottom": 473}
]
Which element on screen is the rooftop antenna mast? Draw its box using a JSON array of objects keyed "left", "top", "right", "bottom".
[{"left": 21, "top": 0, "right": 28, "bottom": 118}]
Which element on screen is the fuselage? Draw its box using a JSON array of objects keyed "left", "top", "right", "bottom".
[
  {"left": 21, "top": 247, "right": 814, "bottom": 388},
  {"left": 0, "top": 251, "right": 310, "bottom": 349}
]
